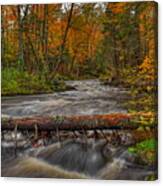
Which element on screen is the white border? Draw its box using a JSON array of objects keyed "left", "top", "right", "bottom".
[
  {"left": 0, "top": 0, "right": 162, "bottom": 186},
  {"left": 0, "top": 0, "right": 158, "bottom": 5}
]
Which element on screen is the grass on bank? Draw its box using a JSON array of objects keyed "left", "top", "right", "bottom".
[
  {"left": 1, "top": 68, "right": 72, "bottom": 96},
  {"left": 128, "top": 138, "right": 157, "bottom": 166}
]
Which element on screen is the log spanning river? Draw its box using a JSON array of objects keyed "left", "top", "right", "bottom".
[{"left": 1, "top": 80, "right": 156, "bottom": 180}]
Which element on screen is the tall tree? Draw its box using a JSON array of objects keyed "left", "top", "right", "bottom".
[
  {"left": 1, "top": 6, "right": 5, "bottom": 66},
  {"left": 16, "top": 5, "right": 29, "bottom": 68},
  {"left": 55, "top": 3, "right": 74, "bottom": 71}
]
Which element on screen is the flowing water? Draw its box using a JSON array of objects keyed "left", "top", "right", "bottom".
[
  {"left": 1, "top": 79, "right": 128, "bottom": 117},
  {"left": 1, "top": 80, "right": 156, "bottom": 180}
]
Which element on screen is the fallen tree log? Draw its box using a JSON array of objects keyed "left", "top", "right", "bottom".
[{"left": 1, "top": 113, "right": 156, "bottom": 131}]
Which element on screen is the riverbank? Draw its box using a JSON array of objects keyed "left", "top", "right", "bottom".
[{"left": 1, "top": 68, "right": 76, "bottom": 96}]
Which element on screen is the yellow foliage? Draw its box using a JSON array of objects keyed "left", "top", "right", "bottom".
[{"left": 139, "top": 56, "right": 155, "bottom": 81}]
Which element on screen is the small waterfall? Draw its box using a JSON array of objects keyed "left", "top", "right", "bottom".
[
  {"left": 2, "top": 137, "right": 156, "bottom": 180},
  {"left": 1, "top": 80, "right": 156, "bottom": 180}
]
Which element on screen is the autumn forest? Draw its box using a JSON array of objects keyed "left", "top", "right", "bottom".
[{"left": 1, "top": 1, "right": 158, "bottom": 180}]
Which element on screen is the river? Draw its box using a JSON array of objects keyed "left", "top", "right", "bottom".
[
  {"left": 1, "top": 79, "right": 156, "bottom": 180},
  {"left": 1, "top": 79, "right": 128, "bottom": 117}
]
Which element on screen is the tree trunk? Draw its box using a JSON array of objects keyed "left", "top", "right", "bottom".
[
  {"left": 1, "top": 6, "right": 5, "bottom": 66},
  {"left": 55, "top": 3, "right": 74, "bottom": 72},
  {"left": 1, "top": 113, "right": 155, "bottom": 132},
  {"left": 17, "top": 5, "right": 24, "bottom": 68},
  {"left": 133, "top": 4, "right": 142, "bottom": 66},
  {"left": 43, "top": 5, "right": 49, "bottom": 68}
]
